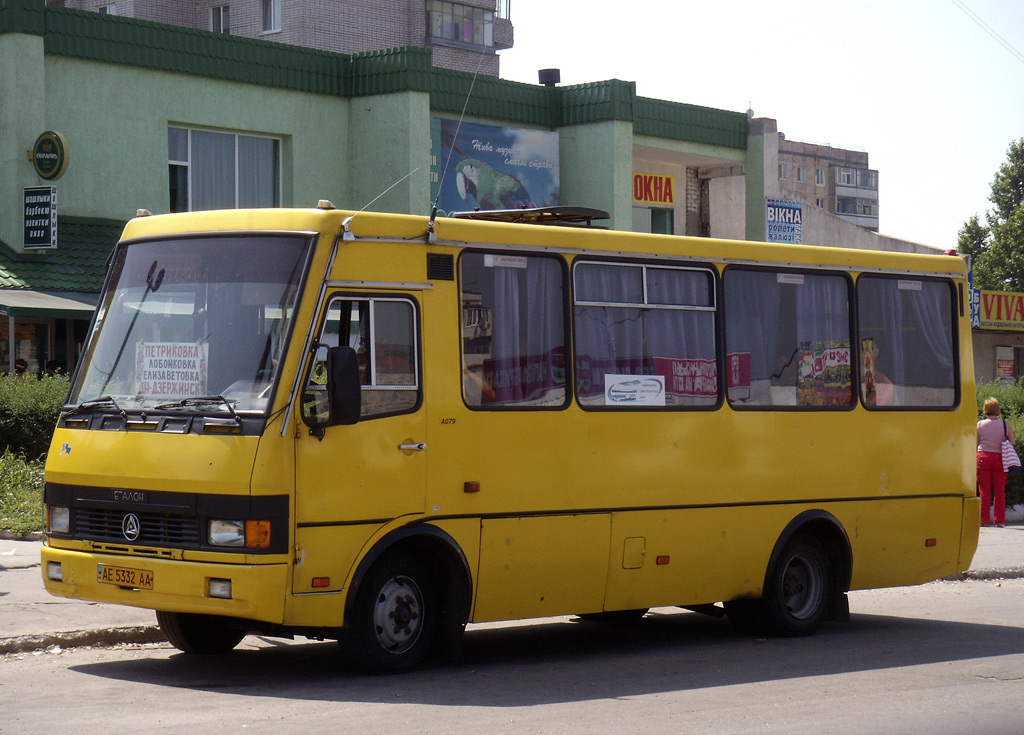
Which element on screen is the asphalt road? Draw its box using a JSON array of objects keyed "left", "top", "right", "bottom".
[{"left": 4, "top": 576, "right": 1024, "bottom": 735}]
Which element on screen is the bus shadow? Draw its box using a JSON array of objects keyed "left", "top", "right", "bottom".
[{"left": 70, "top": 609, "right": 1024, "bottom": 706}]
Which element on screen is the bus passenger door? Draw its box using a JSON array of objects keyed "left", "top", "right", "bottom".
[{"left": 292, "top": 294, "right": 426, "bottom": 595}]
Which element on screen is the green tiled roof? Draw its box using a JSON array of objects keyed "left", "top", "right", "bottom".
[{"left": 0, "top": 217, "right": 120, "bottom": 292}]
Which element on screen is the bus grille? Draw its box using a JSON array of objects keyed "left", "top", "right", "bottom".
[{"left": 74, "top": 507, "right": 201, "bottom": 547}]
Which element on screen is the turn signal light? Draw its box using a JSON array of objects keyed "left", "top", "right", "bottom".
[{"left": 245, "top": 520, "right": 272, "bottom": 549}]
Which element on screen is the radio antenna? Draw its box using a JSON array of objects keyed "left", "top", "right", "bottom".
[
  {"left": 359, "top": 167, "right": 420, "bottom": 212},
  {"left": 428, "top": 47, "right": 489, "bottom": 243}
]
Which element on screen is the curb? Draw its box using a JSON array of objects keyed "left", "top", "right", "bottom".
[
  {"left": 0, "top": 530, "right": 44, "bottom": 541},
  {"left": 0, "top": 625, "right": 166, "bottom": 655},
  {"left": 942, "top": 566, "right": 1024, "bottom": 582}
]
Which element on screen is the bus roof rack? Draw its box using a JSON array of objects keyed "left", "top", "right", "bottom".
[{"left": 451, "top": 206, "right": 610, "bottom": 227}]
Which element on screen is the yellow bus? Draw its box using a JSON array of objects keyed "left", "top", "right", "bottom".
[{"left": 42, "top": 203, "right": 979, "bottom": 673}]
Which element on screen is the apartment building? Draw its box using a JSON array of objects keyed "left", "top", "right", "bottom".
[
  {"left": 47, "top": 0, "right": 514, "bottom": 75},
  {"left": 777, "top": 136, "right": 880, "bottom": 232}
]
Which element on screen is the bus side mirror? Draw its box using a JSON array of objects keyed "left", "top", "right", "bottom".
[{"left": 327, "top": 346, "right": 361, "bottom": 426}]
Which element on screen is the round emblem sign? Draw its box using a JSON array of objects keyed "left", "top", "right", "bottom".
[
  {"left": 122, "top": 513, "right": 141, "bottom": 541},
  {"left": 32, "top": 131, "right": 69, "bottom": 181}
]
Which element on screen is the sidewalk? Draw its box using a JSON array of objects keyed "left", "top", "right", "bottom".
[{"left": 3, "top": 526, "right": 1024, "bottom": 654}]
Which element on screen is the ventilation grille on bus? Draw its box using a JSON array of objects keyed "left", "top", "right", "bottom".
[
  {"left": 74, "top": 507, "right": 201, "bottom": 547},
  {"left": 427, "top": 253, "right": 454, "bottom": 281}
]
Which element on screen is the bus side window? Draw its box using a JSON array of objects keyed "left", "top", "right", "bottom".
[
  {"left": 856, "top": 277, "right": 956, "bottom": 408},
  {"left": 723, "top": 268, "right": 853, "bottom": 408},
  {"left": 459, "top": 252, "right": 568, "bottom": 409},
  {"left": 301, "top": 297, "right": 420, "bottom": 425},
  {"left": 573, "top": 261, "right": 717, "bottom": 408}
]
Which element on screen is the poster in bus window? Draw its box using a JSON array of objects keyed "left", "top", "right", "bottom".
[
  {"left": 797, "top": 340, "right": 852, "bottom": 406},
  {"left": 135, "top": 342, "right": 208, "bottom": 398},
  {"left": 430, "top": 118, "right": 559, "bottom": 216}
]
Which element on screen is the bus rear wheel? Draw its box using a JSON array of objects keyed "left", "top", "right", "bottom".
[
  {"left": 156, "top": 611, "right": 247, "bottom": 654},
  {"left": 760, "top": 533, "right": 832, "bottom": 636},
  {"left": 725, "top": 533, "right": 833, "bottom": 637},
  {"left": 343, "top": 551, "right": 438, "bottom": 674}
]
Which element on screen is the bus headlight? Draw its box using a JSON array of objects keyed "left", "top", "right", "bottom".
[
  {"left": 209, "top": 519, "right": 272, "bottom": 549},
  {"left": 47, "top": 505, "right": 70, "bottom": 534},
  {"left": 209, "top": 519, "right": 245, "bottom": 547}
]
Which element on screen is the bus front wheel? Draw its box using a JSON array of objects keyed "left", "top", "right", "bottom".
[
  {"left": 156, "top": 611, "right": 247, "bottom": 654},
  {"left": 343, "top": 551, "right": 438, "bottom": 674}
]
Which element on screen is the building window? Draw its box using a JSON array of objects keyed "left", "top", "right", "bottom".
[
  {"left": 778, "top": 164, "right": 787, "bottom": 181},
  {"left": 262, "top": 0, "right": 281, "bottom": 33},
  {"left": 797, "top": 167, "right": 806, "bottom": 183},
  {"left": 98, "top": 3, "right": 117, "bottom": 13},
  {"left": 427, "top": 1, "right": 495, "bottom": 48},
  {"left": 212, "top": 5, "right": 230, "bottom": 34},
  {"left": 816, "top": 198, "right": 826, "bottom": 208},
  {"left": 838, "top": 168, "right": 854, "bottom": 186},
  {"left": 856, "top": 169, "right": 878, "bottom": 188},
  {"left": 815, "top": 169, "right": 825, "bottom": 186},
  {"left": 168, "top": 126, "right": 281, "bottom": 212}
]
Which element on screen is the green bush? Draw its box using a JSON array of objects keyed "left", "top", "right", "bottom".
[
  {"left": 0, "top": 375, "right": 69, "bottom": 460},
  {"left": 976, "top": 380, "right": 1024, "bottom": 508},
  {"left": 0, "top": 450, "right": 45, "bottom": 534}
]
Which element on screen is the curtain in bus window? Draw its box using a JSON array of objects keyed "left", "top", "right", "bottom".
[
  {"left": 574, "top": 263, "right": 716, "bottom": 407},
  {"left": 725, "top": 269, "right": 852, "bottom": 408},
  {"left": 857, "top": 277, "right": 955, "bottom": 407},
  {"left": 461, "top": 253, "right": 566, "bottom": 408}
]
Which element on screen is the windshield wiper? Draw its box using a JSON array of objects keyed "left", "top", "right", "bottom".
[
  {"left": 65, "top": 395, "right": 127, "bottom": 418},
  {"left": 155, "top": 395, "right": 240, "bottom": 423}
]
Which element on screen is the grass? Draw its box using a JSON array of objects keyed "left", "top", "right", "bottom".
[{"left": 0, "top": 451, "right": 45, "bottom": 536}]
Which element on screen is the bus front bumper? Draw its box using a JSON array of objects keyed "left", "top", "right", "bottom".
[{"left": 41, "top": 545, "right": 288, "bottom": 625}]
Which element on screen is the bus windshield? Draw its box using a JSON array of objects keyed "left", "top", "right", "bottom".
[{"left": 70, "top": 234, "right": 311, "bottom": 414}]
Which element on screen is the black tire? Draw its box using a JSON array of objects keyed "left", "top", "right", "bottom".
[
  {"left": 156, "top": 611, "right": 247, "bottom": 654},
  {"left": 343, "top": 551, "right": 438, "bottom": 674},
  {"left": 759, "top": 533, "right": 833, "bottom": 636}
]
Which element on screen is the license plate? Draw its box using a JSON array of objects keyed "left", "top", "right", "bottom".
[{"left": 97, "top": 564, "right": 154, "bottom": 590}]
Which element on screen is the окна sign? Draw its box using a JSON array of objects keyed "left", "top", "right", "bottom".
[
  {"left": 31, "top": 131, "right": 69, "bottom": 181},
  {"left": 633, "top": 173, "right": 675, "bottom": 205}
]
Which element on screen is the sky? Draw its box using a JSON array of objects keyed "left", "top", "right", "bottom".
[{"left": 498, "top": 0, "right": 1024, "bottom": 251}]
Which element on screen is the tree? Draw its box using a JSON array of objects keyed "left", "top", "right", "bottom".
[{"left": 962, "top": 139, "right": 1024, "bottom": 291}]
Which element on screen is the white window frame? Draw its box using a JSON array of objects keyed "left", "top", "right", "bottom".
[
  {"left": 797, "top": 167, "right": 806, "bottom": 183},
  {"left": 815, "top": 169, "right": 825, "bottom": 186},
  {"left": 98, "top": 3, "right": 117, "bottom": 14},
  {"left": 212, "top": 4, "right": 230, "bottom": 34},
  {"left": 262, "top": 0, "right": 281, "bottom": 33},
  {"left": 168, "top": 125, "right": 282, "bottom": 212},
  {"left": 778, "top": 164, "right": 787, "bottom": 181}
]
